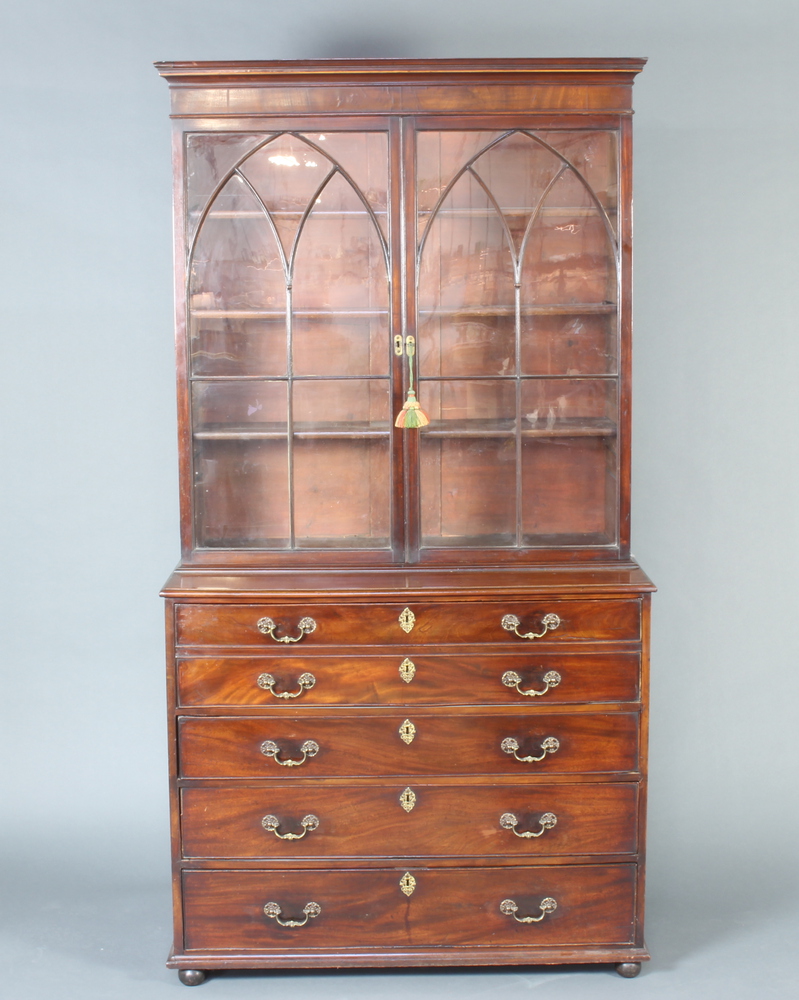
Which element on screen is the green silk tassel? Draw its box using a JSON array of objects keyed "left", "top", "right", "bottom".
[{"left": 395, "top": 336, "right": 429, "bottom": 429}]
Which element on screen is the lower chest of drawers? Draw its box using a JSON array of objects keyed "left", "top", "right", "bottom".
[{"left": 166, "top": 590, "right": 650, "bottom": 972}]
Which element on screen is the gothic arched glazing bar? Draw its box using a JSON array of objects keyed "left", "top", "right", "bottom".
[
  {"left": 417, "top": 129, "right": 619, "bottom": 279},
  {"left": 187, "top": 131, "right": 287, "bottom": 266},
  {"left": 284, "top": 134, "right": 390, "bottom": 275},
  {"left": 232, "top": 167, "right": 291, "bottom": 281},
  {"left": 465, "top": 166, "right": 518, "bottom": 276},
  {"left": 187, "top": 129, "right": 392, "bottom": 551},
  {"left": 416, "top": 130, "right": 518, "bottom": 270},
  {"left": 516, "top": 129, "right": 619, "bottom": 263},
  {"left": 284, "top": 167, "right": 339, "bottom": 277},
  {"left": 187, "top": 131, "right": 390, "bottom": 280}
]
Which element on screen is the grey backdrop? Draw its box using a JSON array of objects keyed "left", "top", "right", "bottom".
[{"left": 2, "top": 2, "right": 798, "bottom": 998}]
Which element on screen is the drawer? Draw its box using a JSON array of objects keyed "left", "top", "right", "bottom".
[
  {"left": 177, "top": 650, "right": 640, "bottom": 707},
  {"left": 182, "top": 864, "right": 636, "bottom": 951},
  {"left": 174, "top": 599, "right": 640, "bottom": 648},
  {"left": 178, "top": 713, "right": 639, "bottom": 778},
  {"left": 181, "top": 782, "right": 639, "bottom": 859}
]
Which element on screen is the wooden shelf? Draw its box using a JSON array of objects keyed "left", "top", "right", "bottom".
[
  {"left": 190, "top": 305, "right": 613, "bottom": 320},
  {"left": 194, "top": 209, "right": 388, "bottom": 219},
  {"left": 193, "top": 419, "right": 615, "bottom": 440},
  {"left": 191, "top": 309, "right": 388, "bottom": 320},
  {"left": 192, "top": 207, "right": 609, "bottom": 220},
  {"left": 194, "top": 422, "right": 391, "bottom": 440},
  {"left": 418, "top": 206, "right": 617, "bottom": 218},
  {"left": 419, "top": 304, "right": 615, "bottom": 318},
  {"left": 423, "top": 418, "right": 616, "bottom": 439}
]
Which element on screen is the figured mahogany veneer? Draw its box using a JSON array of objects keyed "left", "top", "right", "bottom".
[
  {"left": 181, "top": 865, "right": 637, "bottom": 952},
  {"left": 178, "top": 712, "right": 639, "bottom": 778},
  {"left": 177, "top": 650, "right": 641, "bottom": 707},
  {"left": 174, "top": 599, "right": 641, "bottom": 647},
  {"left": 180, "top": 782, "right": 639, "bottom": 859}
]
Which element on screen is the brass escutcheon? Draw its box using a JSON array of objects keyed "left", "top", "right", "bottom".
[
  {"left": 398, "top": 607, "right": 416, "bottom": 633},
  {"left": 399, "top": 872, "right": 416, "bottom": 896},
  {"left": 399, "top": 658, "right": 416, "bottom": 683},
  {"left": 399, "top": 719, "right": 416, "bottom": 745},
  {"left": 399, "top": 787, "right": 417, "bottom": 812}
]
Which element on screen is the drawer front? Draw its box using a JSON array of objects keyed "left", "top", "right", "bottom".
[
  {"left": 178, "top": 713, "right": 639, "bottom": 778},
  {"left": 181, "top": 782, "right": 639, "bottom": 859},
  {"left": 174, "top": 599, "right": 640, "bottom": 648},
  {"left": 182, "top": 864, "right": 636, "bottom": 951},
  {"left": 177, "top": 651, "right": 640, "bottom": 707}
]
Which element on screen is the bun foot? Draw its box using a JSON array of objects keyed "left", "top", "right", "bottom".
[
  {"left": 615, "top": 962, "right": 641, "bottom": 978},
  {"left": 178, "top": 969, "right": 207, "bottom": 986}
]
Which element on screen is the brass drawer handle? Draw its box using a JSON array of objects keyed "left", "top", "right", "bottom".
[
  {"left": 501, "top": 613, "right": 561, "bottom": 640},
  {"left": 262, "top": 813, "right": 320, "bottom": 840},
  {"left": 500, "top": 897, "right": 557, "bottom": 923},
  {"left": 257, "top": 616, "right": 317, "bottom": 644},
  {"left": 500, "top": 811, "right": 558, "bottom": 838},
  {"left": 502, "top": 669, "right": 561, "bottom": 697},
  {"left": 260, "top": 739, "right": 320, "bottom": 767},
  {"left": 263, "top": 900, "right": 321, "bottom": 928},
  {"left": 257, "top": 671, "right": 316, "bottom": 699},
  {"left": 501, "top": 736, "right": 560, "bottom": 763}
]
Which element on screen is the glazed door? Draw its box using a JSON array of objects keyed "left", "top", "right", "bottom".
[
  {"left": 185, "top": 125, "right": 399, "bottom": 555},
  {"left": 181, "top": 120, "right": 625, "bottom": 564},
  {"left": 412, "top": 125, "right": 622, "bottom": 560}
]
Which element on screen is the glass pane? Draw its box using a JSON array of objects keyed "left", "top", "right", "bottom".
[
  {"left": 420, "top": 381, "right": 516, "bottom": 547},
  {"left": 416, "top": 131, "right": 503, "bottom": 217},
  {"left": 521, "top": 379, "right": 617, "bottom": 545},
  {"left": 189, "top": 174, "right": 287, "bottom": 377},
  {"left": 292, "top": 172, "right": 389, "bottom": 377},
  {"left": 190, "top": 317, "right": 286, "bottom": 378},
  {"left": 416, "top": 130, "right": 620, "bottom": 553},
  {"left": 192, "top": 382, "right": 289, "bottom": 548},
  {"left": 519, "top": 162, "right": 618, "bottom": 375},
  {"left": 538, "top": 131, "right": 618, "bottom": 234},
  {"left": 238, "top": 134, "right": 336, "bottom": 261},
  {"left": 417, "top": 170, "right": 515, "bottom": 377},
  {"left": 520, "top": 312, "right": 617, "bottom": 376},
  {"left": 186, "top": 132, "right": 265, "bottom": 228},
  {"left": 469, "top": 132, "right": 564, "bottom": 256},
  {"left": 520, "top": 169, "right": 617, "bottom": 306},
  {"left": 299, "top": 131, "right": 389, "bottom": 239},
  {"left": 293, "top": 380, "right": 390, "bottom": 548}
]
